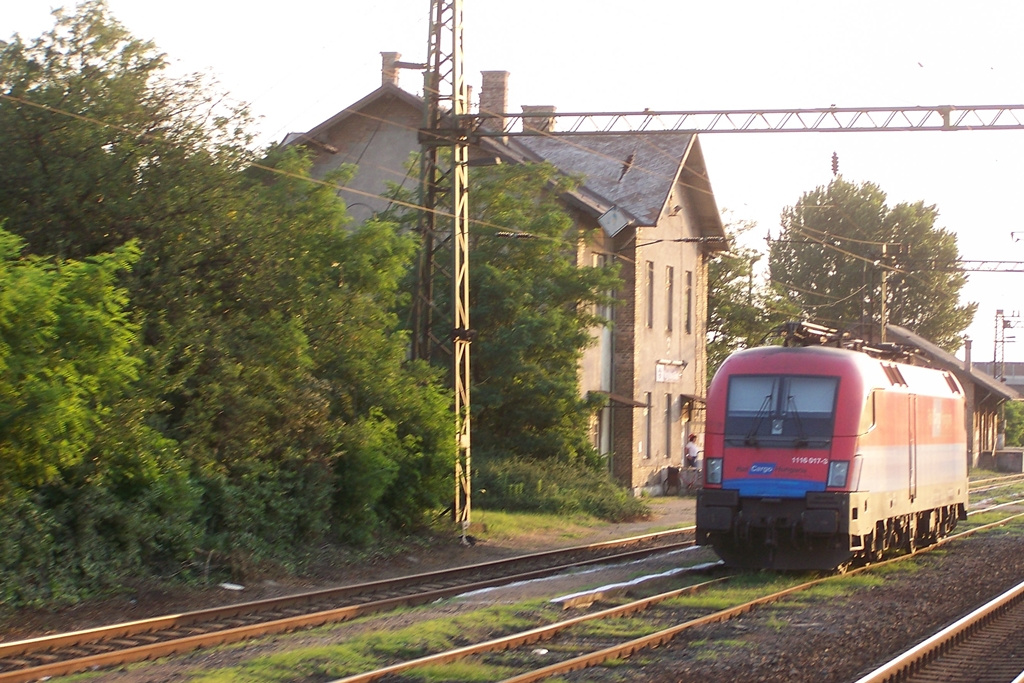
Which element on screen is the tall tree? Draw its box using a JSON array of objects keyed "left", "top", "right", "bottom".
[
  {"left": 768, "top": 178, "right": 975, "bottom": 351},
  {"left": 0, "top": 1, "right": 254, "bottom": 261},
  {"left": 464, "top": 163, "right": 620, "bottom": 466},
  {"left": 0, "top": 2, "right": 452, "bottom": 601}
]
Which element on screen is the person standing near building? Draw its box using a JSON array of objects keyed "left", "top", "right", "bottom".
[{"left": 685, "top": 434, "right": 699, "bottom": 468}]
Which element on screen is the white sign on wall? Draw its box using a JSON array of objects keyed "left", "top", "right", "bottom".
[{"left": 656, "top": 360, "right": 686, "bottom": 383}]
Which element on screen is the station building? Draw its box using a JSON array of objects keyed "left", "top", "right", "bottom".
[{"left": 887, "top": 325, "right": 1021, "bottom": 470}]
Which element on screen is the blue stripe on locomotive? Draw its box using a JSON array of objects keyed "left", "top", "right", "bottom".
[{"left": 725, "top": 461, "right": 827, "bottom": 498}]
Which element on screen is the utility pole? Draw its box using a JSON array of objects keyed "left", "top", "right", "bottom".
[
  {"left": 419, "top": 0, "right": 473, "bottom": 541},
  {"left": 879, "top": 244, "right": 889, "bottom": 343},
  {"left": 993, "top": 309, "right": 1019, "bottom": 381}
]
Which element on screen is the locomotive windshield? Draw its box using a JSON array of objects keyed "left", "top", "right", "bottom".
[{"left": 725, "top": 375, "right": 839, "bottom": 447}]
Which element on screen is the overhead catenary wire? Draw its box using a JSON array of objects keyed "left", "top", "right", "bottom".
[
  {"left": 0, "top": 91, "right": 576, "bottom": 248},
  {"left": 4, "top": 74, "right": 712, "bottom": 248},
  {"left": 0, "top": 57, "right": 722, "bottom": 251},
  {"left": 8, "top": 74, "right": 1012, "bottom": 278},
  {"left": 770, "top": 277, "right": 870, "bottom": 308}
]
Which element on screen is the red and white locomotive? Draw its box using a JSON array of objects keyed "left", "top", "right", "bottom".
[{"left": 696, "top": 323, "right": 968, "bottom": 570}]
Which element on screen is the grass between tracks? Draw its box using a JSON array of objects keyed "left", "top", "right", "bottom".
[
  {"left": 969, "top": 468, "right": 1024, "bottom": 500},
  {"left": 184, "top": 598, "right": 564, "bottom": 682},
  {"left": 183, "top": 574, "right": 813, "bottom": 682}
]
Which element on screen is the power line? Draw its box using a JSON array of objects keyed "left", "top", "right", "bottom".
[{"left": 0, "top": 91, "right": 578, "bottom": 248}]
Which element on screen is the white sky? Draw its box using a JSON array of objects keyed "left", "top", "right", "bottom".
[{"left": 6, "top": 0, "right": 1024, "bottom": 362}]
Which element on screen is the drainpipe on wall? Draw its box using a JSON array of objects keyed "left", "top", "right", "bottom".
[{"left": 964, "top": 337, "right": 976, "bottom": 468}]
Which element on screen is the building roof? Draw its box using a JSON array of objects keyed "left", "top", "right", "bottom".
[
  {"left": 515, "top": 133, "right": 691, "bottom": 225},
  {"left": 283, "top": 83, "right": 424, "bottom": 149},
  {"left": 886, "top": 324, "right": 1020, "bottom": 401},
  {"left": 511, "top": 133, "right": 725, "bottom": 241},
  {"left": 286, "top": 85, "right": 726, "bottom": 245}
]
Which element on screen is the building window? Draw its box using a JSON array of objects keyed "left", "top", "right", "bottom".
[
  {"left": 665, "top": 393, "right": 673, "bottom": 458},
  {"left": 666, "top": 266, "right": 674, "bottom": 332},
  {"left": 646, "top": 261, "right": 655, "bottom": 329},
  {"left": 644, "top": 392, "right": 652, "bottom": 459},
  {"left": 685, "top": 270, "right": 693, "bottom": 335}
]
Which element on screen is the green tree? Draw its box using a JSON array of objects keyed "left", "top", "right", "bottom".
[
  {"left": 461, "top": 163, "right": 619, "bottom": 466},
  {"left": 0, "top": 1, "right": 255, "bottom": 261},
  {"left": 0, "top": 2, "right": 452, "bottom": 591},
  {"left": 707, "top": 220, "right": 798, "bottom": 381},
  {"left": 0, "top": 227, "right": 143, "bottom": 486},
  {"left": 1003, "top": 401, "right": 1024, "bottom": 448},
  {"left": 768, "top": 178, "right": 975, "bottom": 351},
  {"left": 0, "top": 226, "right": 196, "bottom": 604}
]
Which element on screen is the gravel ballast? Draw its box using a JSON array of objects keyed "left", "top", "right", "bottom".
[{"left": 575, "top": 523, "right": 1024, "bottom": 682}]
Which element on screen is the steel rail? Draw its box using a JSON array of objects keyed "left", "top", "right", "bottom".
[
  {"left": 971, "top": 473, "right": 1024, "bottom": 487},
  {"left": 968, "top": 498, "right": 1024, "bottom": 516},
  {"left": 330, "top": 573, "right": 730, "bottom": 683},
  {"left": 970, "top": 472, "right": 1024, "bottom": 494},
  {"left": 3, "top": 501, "right": 1017, "bottom": 683},
  {"left": 0, "top": 526, "right": 692, "bottom": 656},
  {"left": 852, "top": 578, "right": 1024, "bottom": 683},
  {"left": 325, "top": 499, "right": 1024, "bottom": 683},
  {"left": 465, "top": 513, "right": 1024, "bottom": 683},
  {"left": 0, "top": 530, "right": 694, "bottom": 683}
]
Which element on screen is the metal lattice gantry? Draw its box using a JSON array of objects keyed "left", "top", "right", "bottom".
[
  {"left": 957, "top": 260, "right": 1024, "bottom": 273},
  {"left": 469, "top": 104, "right": 1024, "bottom": 137}
]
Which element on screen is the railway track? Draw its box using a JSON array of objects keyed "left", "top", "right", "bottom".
[
  {"left": 0, "top": 528, "right": 693, "bottom": 683},
  {"left": 327, "top": 506, "right": 1024, "bottom": 683},
  {"left": 854, "top": 578, "right": 1024, "bottom": 683},
  {"left": 970, "top": 472, "right": 1024, "bottom": 496},
  {"left": 2, "top": 479, "right": 1019, "bottom": 682}
]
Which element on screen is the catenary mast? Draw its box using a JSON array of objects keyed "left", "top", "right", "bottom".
[{"left": 417, "top": 0, "right": 472, "bottom": 540}]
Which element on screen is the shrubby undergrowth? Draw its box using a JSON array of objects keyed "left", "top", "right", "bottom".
[
  {"left": 476, "top": 457, "right": 650, "bottom": 523},
  {"left": 0, "top": 4, "right": 450, "bottom": 605}
]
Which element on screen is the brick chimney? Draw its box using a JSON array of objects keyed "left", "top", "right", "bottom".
[
  {"left": 522, "top": 105, "right": 556, "bottom": 133},
  {"left": 480, "top": 71, "right": 510, "bottom": 132},
  {"left": 381, "top": 52, "right": 401, "bottom": 87}
]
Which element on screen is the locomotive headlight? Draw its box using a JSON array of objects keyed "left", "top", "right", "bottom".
[
  {"left": 706, "top": 458, "right": 723, "bottom": 485},
  {"left": 827, "top": 460, "right": 849, "bottom": 488}
]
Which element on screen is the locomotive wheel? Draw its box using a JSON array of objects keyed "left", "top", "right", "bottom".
[{"left": 868, "top": 532, "right": 884, "bottom": 562}]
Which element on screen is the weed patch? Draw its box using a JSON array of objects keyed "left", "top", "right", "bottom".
[{"left": 186, "top": 600, "right": 561, "bottom": 682}]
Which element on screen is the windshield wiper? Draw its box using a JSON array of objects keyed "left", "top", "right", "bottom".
[
  {"left": 786, "top": 395, "right": 808, "bottom": 447},
  {"left": 745, "top": 393, "right": 774, "bottom": 446}
]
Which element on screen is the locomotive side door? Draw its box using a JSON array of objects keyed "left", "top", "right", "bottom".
[{"left": 908, "top": 394, "right": 918, "bottom": 501}]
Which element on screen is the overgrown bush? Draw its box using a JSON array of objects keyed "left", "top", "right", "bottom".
[
  {"left": 475, "top": 456, "right": 649, "bottom": 522},
  {"left": 0, "top": 471, "right": 201, "bottom": 607}
]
